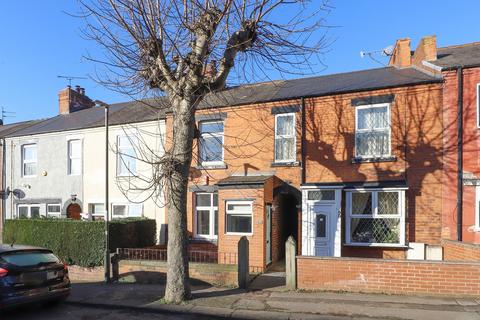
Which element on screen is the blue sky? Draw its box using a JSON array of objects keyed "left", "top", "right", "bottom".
[{"left": 1, "top": 1, "right": 479, "bottom": 123}]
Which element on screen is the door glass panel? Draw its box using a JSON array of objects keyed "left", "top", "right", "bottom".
[
  {"left": 316, "top": 214, "right": 327, "bottom": 238},
  {"left": 196, "top": 210, "right": 210, "bottom": 235},
  {"left": 196, "top": 194, "right": 211, "bottom": 207},
  {"left": 308, "top": 190, "right": 335, "bottom": 201}
]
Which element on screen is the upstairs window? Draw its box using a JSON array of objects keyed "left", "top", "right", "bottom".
[
  {"left": 477, "top": 83, "right": 480, "bottom": 128},
  {"left": 117, "top": 136, "right": 137, "bottom": 176},
  {"left": 346, "top": 189, "right": 405, "bottom": 246},
  {"left": 68, "top": 140, "right": 82, "bottom": 175},
  {"left": 274, "top": 113, "right": 296, "bottom": 162},
  {"left": 199, "top": 121, "right": 224, "bottom": 165},
  {"left": 22, "top": 144, "right": 37, "bottom": 177},
  {"left": 355, "top": 104, "right": 390, "bottom": 158}
]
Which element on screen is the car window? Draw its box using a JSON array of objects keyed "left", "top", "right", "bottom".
[{"left": 0, "top": 251, "right": 60, "bottom": 266}]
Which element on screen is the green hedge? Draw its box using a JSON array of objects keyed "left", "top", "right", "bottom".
[{"left": 2, "top": 218, "right": 156, "bottom": 267}]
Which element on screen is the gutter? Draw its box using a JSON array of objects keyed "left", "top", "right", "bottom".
[{"left": 457, "top": 67, "right": 464, "bottom": 241}]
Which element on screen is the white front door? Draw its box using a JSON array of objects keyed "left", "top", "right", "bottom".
[{"left": 312, "top": 203, "right": 336, "bottom": 256}]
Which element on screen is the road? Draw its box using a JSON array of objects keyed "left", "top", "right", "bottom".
[{"left": 2, "top": 302, "right": 229, "bottom": 320}]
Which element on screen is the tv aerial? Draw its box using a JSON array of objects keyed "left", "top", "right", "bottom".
[
  {"left": 360, "top": 45, "right": 394, "bottom": 59},
  {"left": 57, "top": 75, "right": 87, "bottom": 87},
  {"left": 0, "top": 106, "right": 15, "bottom": 124}
]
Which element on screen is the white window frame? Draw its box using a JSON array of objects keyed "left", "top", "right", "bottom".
[
  {"left": 355, "top": 103, "right": 391, "bottom": 158},
  {"left": 47, "top": 204, "right": 61, "bottom": 217},
  {"left": 89, "top": 203, "right": 106, "bottom": 218},
  {"left": 346, "top": 188, "right": 406, "bottom": 247},
  {"left": 67, "top": 139, "right": 82, "bottom": 176},
  {"left": 194, "top": 193, "right": 218, "bottom": 239},
  {"left": 17, "top": 204, "right": 41, "bottom": 219},
  {"left": 477, "top": 83, "right": 480, "bottom": 128},
  {"left": 112, "top": 203, "right": 143, "bottom": 218},
  {"left": 199, "top": 120, "right": 224, "bottom": 166},
  {"left": 225, "top": 200, "right": 253, "bottom": 236},
  {"left": 274, "top": 113, "right": 296, "bottom": 163},
  {"left": 475, "top": 186, "right": 480, "bottom": 231},
  {"left": 21, "top": 144, "right": 37, "bottom": 178},
  {"left": 117, "top": 135, "right": 137, "bottom": 177}
]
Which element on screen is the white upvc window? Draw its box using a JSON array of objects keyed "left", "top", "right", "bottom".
[
  {"left": 47, "top": 204, "right": 61, "bottom": 217},
  {"left": 194, "top": 193, "right": 218, "bottom": 239},
  {"left": 355, "top": 103, "right": 391, "bottom": 158},
  {"left": 346, "top": 189, "right": 405, "bottom": 246},
  {"left": 477, "top": 83, "right": 480, "bottom": 128},
  {"left": 112, "top": 203, "right": 143, "bottom": 218},
  {"left": 68, "top": 139, "right": 82, "bottom": 175},
  {"left": 117, "top": 135, "right": 137, "bottom": 176},
  {"left": 199, "top": 121, "right": 224, "bottom": 165},
  {"left": 17, "top": 204, "right": 41, "bottom": 219},
  {"left": 476, "top": 186, "right": 480, "bottom": 231},
  {"left": 274, "top": 113, "right": 296, "bottom": 162},
  {"left": 22, "top": 144, "right": 37, "bottom": 177},
  {"left": 225, "top": 201, "right": 253, "bottom": 235}
]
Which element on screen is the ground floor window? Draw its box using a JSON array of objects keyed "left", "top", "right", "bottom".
[
  {"left": 195, "top": 193, "right": 218, "bottom": 239},
  {"left": 112, "top": 203, "right": 143, "bottom": 218},
  {"left": 346, "top": 189, "right": 405, "bottom": 246},
  {"left": 17, "top": 204, "right": 41, "bottom": 219},
  {"left": 225, "top": 201, "right": 253, "bottom": 235},
  {"left": 89, "top": 203, "right": 105, "bottom": 220},
  {"left": 47, "top": 204, "right": 61, "bottom": 217}
]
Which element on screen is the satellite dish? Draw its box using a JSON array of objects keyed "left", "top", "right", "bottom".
[
  {"left": 360, "top": 51, "right": 366, "bottom": 58},
  {"left": 382, "top": 45, "right": 394, "bottom": 56}
]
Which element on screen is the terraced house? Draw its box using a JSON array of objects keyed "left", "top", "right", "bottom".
[
  {"left": 2, "top": 86, "right": 167, "bottom": 242},
  {"left": 165, "top": 36, "right": 452, "bottom": 271},
  {"left": 2, "top": 36, "right": 480, "bottom": 272}
]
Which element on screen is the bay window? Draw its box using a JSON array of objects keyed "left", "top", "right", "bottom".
[
  {"left": 274, "top": 113, "right": 296, "bottom": 162},
  {"left": 225, "top": 201, "right": 253, "bottom": 234},
  {"left": 355, "top": 104, "right": 390, "bottom": 158},
  {"left": 346, "top": 189, "right": 405, "bottom": 246},
  {"left": 17, "top": 204, "right": 41, "bottom": 219},
  {"left": 199, "top": 121, "right": 224, "bottom": 165},
  {"left": 195, "top": 193, "right": 218, "bottom": 239}
]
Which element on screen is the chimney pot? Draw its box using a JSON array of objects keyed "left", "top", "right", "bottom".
[{"left": 75, "top": 85, "right": 81, "bottom": 93}]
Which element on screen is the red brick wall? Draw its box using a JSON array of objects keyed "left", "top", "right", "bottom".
[
  {"left": 442, "top": 67, "right": 480, "bottom": 244},
  {"left": 297, "top": 256, "right": 480, "bottom": 297},
  {"left": 443, "top": 239, "right": 480, "bottom": 261},
  {"left": 118, "top": 260, "right": 238, "bottom": 287}
]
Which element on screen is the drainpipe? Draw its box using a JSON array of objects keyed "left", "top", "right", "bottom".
[
  {"left": 457, "top": 67, "right": 463, "bottom": 241},
  {"left": 0, "top": 138, "right": 5, "bottom": 244},
  {"left": 301, "top": 97, "right": 306, "bottom": 185}
]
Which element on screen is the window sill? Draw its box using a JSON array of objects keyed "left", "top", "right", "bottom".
[
  {"left": 191, "top": 237, "right": 218, "bottom": 243},
  {"left": 271, "top": 161, "right": 301, "bottom": 167},
  {"left": 351, "top": 156, "right": 397, "bottom": 164},
  {"left": 343, "top": 243, "right": 408, "bottom": 249},
  {"left": 194, "top": 163, "right": 228, "bottom": 170}
]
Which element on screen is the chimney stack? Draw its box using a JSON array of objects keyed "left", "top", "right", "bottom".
[
  {"left": 389, "top": 38, "right": 412, "bottom": 68},
  {"left": 58, "top": 85, "right": 95, "bottom": 115},
  {"left": 412, "top": 35, "right": 440, "bottom": 74}
]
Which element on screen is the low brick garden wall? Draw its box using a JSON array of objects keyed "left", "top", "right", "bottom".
[
  {"left": 443, "top": 239, "right": 480, "bottom": 261},
  {"left": 119, "top": 260, "right": 238, "bottom": 287},
  {"left": 68, "top": 265, "right": 105, "bottom": 283},
  {"left": 297, "top": 256, "right": 480, "bottom": 297}
]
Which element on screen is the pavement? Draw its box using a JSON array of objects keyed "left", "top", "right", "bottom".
[{"left": 63, "top": 274, "right": 480, "bottom": 320}]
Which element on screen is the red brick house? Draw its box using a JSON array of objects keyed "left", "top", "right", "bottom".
[{"left": 164, "top": 35, "right": 450, "bottom": 270}]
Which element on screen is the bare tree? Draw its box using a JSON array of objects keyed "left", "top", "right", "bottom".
[{"left": 79, "top": 0, "right": 330, "bottom": 303}]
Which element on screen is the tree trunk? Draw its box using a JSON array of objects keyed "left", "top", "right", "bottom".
[{"left": 164, "top": 97, "right": 196, "bottom": 303}]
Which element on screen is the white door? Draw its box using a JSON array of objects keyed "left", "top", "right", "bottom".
[
  {"left": 312, "top": 203, "right": 336, "bottom": 256},
  {"left": 265, "top": 204, "right": 272, "bottom": 265}
]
